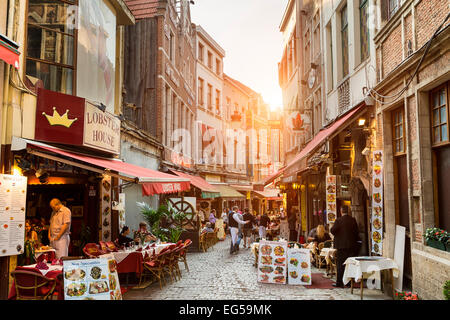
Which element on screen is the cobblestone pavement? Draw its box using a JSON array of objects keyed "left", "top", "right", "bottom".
[{"left": 123, "top": 236, "right": 391, "bottom": 300}]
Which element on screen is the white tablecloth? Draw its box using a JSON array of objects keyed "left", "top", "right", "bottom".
[
  {"left": 343, "top": 257, "right": 399, "bottom": 285},
  {"left": 101, "top": 243, "right": 173, "bottom": 264}
]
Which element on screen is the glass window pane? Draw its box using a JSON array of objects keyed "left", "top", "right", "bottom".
[
  {"left": 442, "top": 124, "right": 448, "bottom": 141},
  {"left": 28, "top": 0, "right": 76, "bottom": 35},
  {"left": 399, "top": 124, "right": 403, "bottom": 138},
  {"left": 433, "top": 109, "right": 440, "bottom": 126},
  {"left": 440, "top": 106, "right": 447, "bottom": 124},
  {"left": 434, "top": 93, "right": 439, "bottom": 107},
  {"left": 27, "top": 25, "right": 74, "bottom": 66},
  {"left": 26, "top": 59, "right": 73, "bottom": 94},
  {"left": 399, "top": 139, "right": 404, "bottom": 152},
  {"left": 440, "top": 89, "right": 446, "bottom": 106},
  {"left": 434, "top": 127, "right": 441, "bottom": 143}
]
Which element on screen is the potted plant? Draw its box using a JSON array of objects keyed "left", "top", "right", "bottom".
[
  {"left": 444, "top": 280, "right": 450, "bottom": 300},
  {"left": 395, "top": 291, "right": 419, "bottom": 300},
  {"left": 137, "top": 202, "right": 169, "bottom": 242},
  {"left": 424, "top": 227, "right": 449, "bottom": 251}
]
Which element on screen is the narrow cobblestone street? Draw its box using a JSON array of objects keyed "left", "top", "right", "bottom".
[{"left": 123, "top": 237, "right": 391, "bottom": 300}]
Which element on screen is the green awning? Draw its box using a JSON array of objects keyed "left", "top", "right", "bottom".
[
  {"left": 201, "top": 191, "right": 220, "bottom": 199},
  {"left": 213, "top": 184, "right": 245, "bottom": 199}
]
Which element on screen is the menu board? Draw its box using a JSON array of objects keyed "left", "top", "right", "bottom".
[
  {"left": 100, "top": 175, "right": 112, "bottom": 241},
  {"left": 0, "top": 174, "right": 27, "bottom": 257},
  {"left": 63, "top": 256, "right": 122, "bottom": 300},
  {"left": 287, "top": 247, "right": 312, "bottom": 285},
  {"left": 371, "top": 150, "right": 383, "bottom": 255},
  {"left": 257, "top": 240, "right": 287, "bottom": 285},
  {"left": 326, "top": 175, "right": 337, "bottom": 224}
]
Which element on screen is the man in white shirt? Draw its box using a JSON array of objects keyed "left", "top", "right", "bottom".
[
  {"left": 228, "top": 206, "right": 249, "bottom": 254},
  {"left": 48, "top": 198, "right": 71, "bottom": 259}
]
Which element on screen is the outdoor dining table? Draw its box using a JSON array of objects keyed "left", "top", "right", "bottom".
[
  {"left": 8, "top": 263, "right": 64, "bottom": 300},
  {"left": 343, "top": 256, "right": 399, "bottom": 300},
  {"left": 100, "top": 243, "right": 174, "bottom": 276},
  {"left": 320, "top": 247, "right": 337, "bottom": 275}
]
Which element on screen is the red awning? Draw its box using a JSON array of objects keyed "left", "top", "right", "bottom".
[
  {"left": 0, "top": 37, "right": 20, "bottom": 69},
  {"left": 253, "top": 167, "right": 286, "bottom": 189},
  {"left": 170, "top": 170, "right": 219, "bottom": 194},
  {"left": 19, "top": 140, "right": 190, "bottom": 196},
  {"left": 283, "top": 105, "right": 364, "bottom": 174}
]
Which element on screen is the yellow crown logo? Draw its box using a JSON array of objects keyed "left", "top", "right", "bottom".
[{"left": 42, "top": 107, "right": 78, "bottom": 128}]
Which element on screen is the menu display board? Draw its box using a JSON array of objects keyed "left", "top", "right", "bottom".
[
  {"left": 63, "top": 256, "right": 122, "bottom": 300},
  {"left": 100, "top": 175, "right": 112, "bottom": 241},
  {"left": 257, "top": 240, "right": 287, "bottom": 285},
  {"left": 287, "top": 247, "right": 312, "bottom": 285},
  {"left": 371, "top": 150, "right": 384, "bottom": 255},
  {"left": 326, "top": 175, "right": 337, "bottom": 224},
  {"left": 0, "top": 174, "right": 27, "bottom": 257}
]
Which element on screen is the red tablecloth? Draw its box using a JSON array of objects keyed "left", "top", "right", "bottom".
[
  {"left": 116, "top": 252, "right": 146, "bottom": 275},
  {"left": 8, "top": 265, "right": 64, "bottom": 300},
  {"left": 35, "top": 250, "right": 56, "bottom": 263}
]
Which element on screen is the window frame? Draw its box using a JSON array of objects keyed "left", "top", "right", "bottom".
[
  {"left": 359, "top": 0, "right": 370, "bottom": 62},
  {"left": 25, "top": 0, "right": 78, "bottom": 95},
  {"left": 198, "top": 77, "right": 204, "bottom": 106},
  {"left": 341, "top": 4, "right": 349, "bottom": 78},
  {"left": 207, "top": 83, "right": 212, "bottom": 110},
  {"left": 388, "top": 0, "right": 400, "bottom": 20},
  {"left": 430, "top": 82, "right": 450, "bottom": 148},
  {"left": 391, "top": 106, "right": 406, "bottom": 156}
]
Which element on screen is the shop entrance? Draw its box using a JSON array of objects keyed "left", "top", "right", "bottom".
[{"left": 26, "top": 182, "right": 99, "bottom": 256}]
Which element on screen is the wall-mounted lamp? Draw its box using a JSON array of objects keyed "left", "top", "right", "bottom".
[{"left": 358, "top": 118, "right": 366, "bottom": 126}]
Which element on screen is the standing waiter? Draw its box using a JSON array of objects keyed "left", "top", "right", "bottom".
[
  {"left": 330, "top": 206, "right": 360, "bottom": 288},
  {"left": 48, "top": 198, "right": 71, "bottom": 259},
  {"left": 228, "top": 206, "right": 249, "bottom": 254}
]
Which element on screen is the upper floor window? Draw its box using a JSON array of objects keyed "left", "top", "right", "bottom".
[
  {"left": 431, "top": 83, "right": 449, "bottom": 146},
  {"left": 392, "top": 107, "right": 405, "bottom": 155},
  {"left": 198, "top": 77, "right": 204, "bottom": 106},
  {"left": 198, "top": 43, "right": 204, "bottom": 62},
  {"left": 216, "top": 58, "right": 221, "bottom": 75},
  {"left": 360, "top": 0, "right": 370, "bottom": 62},
  {"left": 389, "top": 0, "right": 400, "bottom": 20},
  {"left": 207, "top": 83, "right": 212, "bottom": 110},
  {"left": 26, "top": 0, "right": 77, "bottom": 95},
  {"left": 207, "top": 51, "right": 213, "bottom": 69},
  {"left": 341, "top": 4, "right": 349, "bottom": 78}
]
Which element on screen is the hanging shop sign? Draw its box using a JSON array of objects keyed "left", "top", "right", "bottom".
[
  {"left": 100, "top": 175, "right": 112, "bottom": 242},
  {"left": 371, "top": 150, "right": 384, "bottom": 255},
  {"left": 63, "top": 255, "right": 122, "bottom": 300},
  {"left": 257, "top": 240, "right": 287, "bottom": 285},
  {"left": 326, "top": 175, "right": 337, "bottom": 224},
  {"left": 0, "top": 174, "right": 27, "bottom": 257},
  {"left": 287, "top": 247, "right": 312, "bottom": 285},
  {"left": 35, "top": 88, "right": 120, "bottom": 154}
]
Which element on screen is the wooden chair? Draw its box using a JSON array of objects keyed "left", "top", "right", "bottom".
[
  {"left": 199, "top": 233, "right": 207, "bottom": 252},
  {"left": 11, "top": 270, "right": 57, "bottom": 300},
  {"left": 105, "top": 241, "right": 119, "bottom": 252},
  {"left": 178, "top": 239, "right": 192, "bottom": 272},
  {"left": 205, "top": 232, "right": 216, "bottom": 250},
  {"left": 316, "top": 242, "right": 327, "bottom": 269},
  {"left": 142, "top": 250, "right": 170, "bottom": 289},
  {"left": 99, "top": 241, "right": 109, "bottom": 253},
  {"left": 82, "top": 243, "right": 106, "bottom": 258}
]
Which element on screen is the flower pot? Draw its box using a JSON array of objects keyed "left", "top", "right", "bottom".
[{"left": 427, "top": 239, "right": 446, "bottom": 251}]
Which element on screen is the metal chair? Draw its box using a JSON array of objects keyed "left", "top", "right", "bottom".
[{"left": 11, "top": 270, "right": 57, "bottom": 300}]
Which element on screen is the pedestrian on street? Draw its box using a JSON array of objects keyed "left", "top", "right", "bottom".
[
  {"left": 288, "top": 210, "right": 298, "bottom": 242},
  {"left": 258, "top": 212, "right": 270, "bottom": 240},
  {"left": 242, "top": 208, "right": 255, "bottom": 248},
  {"left": 228, "top": 206, "right": 250, "bottom": 254},
  {"left": 209, "top": 209, "right": 217, "bottom": 228},
  {"left": 330, "top": 206, "right": 360, "bottom": 288}
]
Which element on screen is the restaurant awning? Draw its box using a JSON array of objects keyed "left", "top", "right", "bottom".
[
  {"left": 0, "top": 34, "right": 20, "bottom": 69},
  {"left": 12, "top": 137, "right": 191, "bottom": 196},
  {"left": 211, "top": 184, "right": 245, "bottom": 199},
  {"left": 253, "top": 188, "right": 283, "bottom": 201},
  {"left": 170, "top": 170, "right": 220, "bottom": 199},
  {"left": 253, "top": 167, "right": 286, "bottom": 190}
]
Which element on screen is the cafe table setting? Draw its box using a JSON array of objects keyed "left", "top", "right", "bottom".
[
  {"left": 8, "top": 261, "right": 64, "bottom": 300},
  {"left": 99, "top": 242, "right": 174, "bottom": 275},
  {"left": 343, "top": 256, "right": 399, "bottom": 299},
  {"left": 34, "top": 246, "right": 56, "bottom": 263}
]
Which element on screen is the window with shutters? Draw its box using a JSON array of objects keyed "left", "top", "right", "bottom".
[
  {"left": 341, "top": 4, "right": 349, "bottom": 78},
  {"left": 360, "top": 0, "right": 370, "bottom": 62}
]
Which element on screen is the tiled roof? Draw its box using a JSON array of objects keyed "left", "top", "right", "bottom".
[
  {"left": 223, "top": 74, "right": 257, "bottom": 97},
  {"left": 124, "top": 0, "right": 159, "bottom": 20}
]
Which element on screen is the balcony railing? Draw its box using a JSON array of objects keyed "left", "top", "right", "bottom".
[{"left": 337, "top": 78, "right": 350, "bottom": 115}]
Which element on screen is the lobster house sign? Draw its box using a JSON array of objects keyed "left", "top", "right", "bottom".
[{"left": 35, "top": 88, "right": 120, "bottom": 154}]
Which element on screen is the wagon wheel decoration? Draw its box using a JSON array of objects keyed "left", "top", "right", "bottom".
[{"left": 167, "top": 198, "right": 197, "bottom": 229}]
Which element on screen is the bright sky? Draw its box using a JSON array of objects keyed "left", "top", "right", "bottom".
[{"left": 190, "top": 0, "right": 289, "bottom": 111}]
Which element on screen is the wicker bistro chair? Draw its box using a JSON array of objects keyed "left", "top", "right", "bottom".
[
  {"left": 179, "top": 239, "right": 192, "bottom": 272},
  {"left": 162, "top": 244, "right": 179, "bottom": 283},
  {"left": 205, "top": 232, "right": 216, "bottom": 250},
  {"left": 142, "top": 249, "right": 171, "bottom": 289},
  {"left": 199, "top": 232, "right": 207, "bottom": 252},
  {"left": 11, "top": 270, "right": 57, "bottom": 300},
  {"left": 316, "top": 240, "right": 333, "bottom": 269},
  {"left": 170, "top": 244, "right": 185, "bottom": 281}
]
